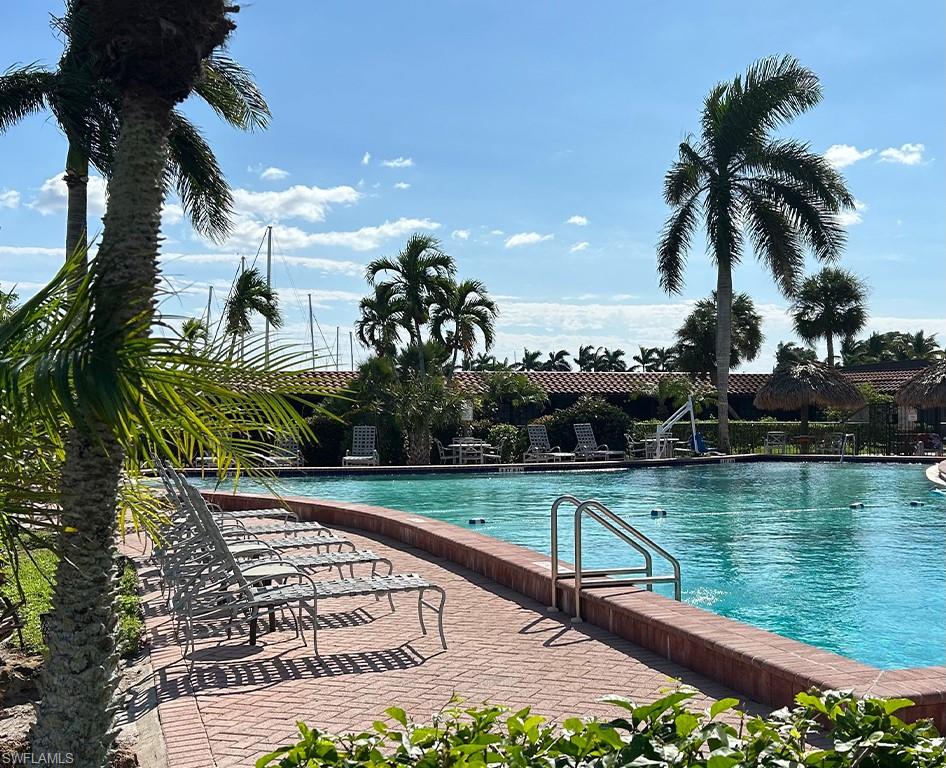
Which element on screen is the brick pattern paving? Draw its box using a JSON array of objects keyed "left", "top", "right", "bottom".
[{"left": 127, "top": 524, "right": 766, "bottom": 768}]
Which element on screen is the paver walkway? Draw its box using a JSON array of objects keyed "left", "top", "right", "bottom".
[{"left": 127, "top": 523, "right": 767, "bottom": 768}]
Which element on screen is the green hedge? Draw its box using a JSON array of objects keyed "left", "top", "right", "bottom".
[{"left": 258, "top": 689, "right": 944, "bottom": 768}]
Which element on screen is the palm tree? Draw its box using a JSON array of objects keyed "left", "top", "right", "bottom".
[
  {"left": 28, "top": 2, "right": 241, "bottom": 760},
  {"left": 653, "top": 346, "right": 679, "bottom": 372},
  {"left": 657, "top": 55, "right": 853, "bottom": 451},
  {"left": 470, "top": 352, "right": 498, "bottom": 371},
  {"left": 602, "top": 348, "right": 627, "bottom": 371},
  {"left": 178, "top": 317, "right": 208, "bottom": 352},
  {"left": 366, "top": 234, "right": 455, "bottom": 376},
  {"left": 541, "top": 349, "right": 572, "bottom": 371},
  {"left": 674, "top": 293, "right": 764, "bottom": 378},
  {"left": 575, "top": 344, "right": 597, "bottom": 371},
  {"left": 223, "top": 267, "right": 282, "bottom": 359},
  {"left": 0, "top": 4, "right": 269, "bottom": 262},
  {"left": 430, "top": 279, "right": 498, "bottom": 374},
  {"left": 904, "top": 330, "right": 942, "bottom": 361},
  {"left": 790, "top": 267, "right": 868, "bottom": 366},
  {"left": 518, "top": 348, "right": 543, "bottom": 371},
  {"left": 631, "top": 346, "right": 658, "bottom": 372},
  {"left": 355, "top": 283, "right": 403, "bottom": 357},
  {"left": 775, "top": 341, "right": 818, "bottom": 367}
]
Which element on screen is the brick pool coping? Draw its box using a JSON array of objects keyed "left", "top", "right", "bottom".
[
  {"left": 204, "top": 489, "right": 946, "bottom": 730},
  {"left": 184, "top": 452, "right": 941, "bottom": 478}
]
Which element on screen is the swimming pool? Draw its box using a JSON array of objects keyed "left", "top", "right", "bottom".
[{"left": 198, "top": 462, "right": 946, "bottom": 669}]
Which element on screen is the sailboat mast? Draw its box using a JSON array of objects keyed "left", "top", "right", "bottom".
[
  {"left": 308, "top": 293, "right": 316, "bottom": 370},
  {"left": 264, "top": 225, "right": 273, "bottom": 366}
]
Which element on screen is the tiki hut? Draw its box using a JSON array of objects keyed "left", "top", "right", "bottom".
[
  {"left": 895, "top": 360, "right": 946, "bottom": 407},
  {"left": 754, "top": 361, "right": 866, "bottom": 434}
]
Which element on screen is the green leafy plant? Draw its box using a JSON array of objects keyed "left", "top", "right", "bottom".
[
  {"left": 257, "top": 690, "right": 944, "bottom": 768},
  {"left": 531, "top": 396, "right": 632, "bottom": 452}
]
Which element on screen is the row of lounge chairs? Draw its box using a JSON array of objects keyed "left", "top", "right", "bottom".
[{"left": 151, "top": 459, "right": 447, "bottom": 662}]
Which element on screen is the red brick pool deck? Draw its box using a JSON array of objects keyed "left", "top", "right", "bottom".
[{"left": 126, "top": 523, "right": 765, "bottom": 768}]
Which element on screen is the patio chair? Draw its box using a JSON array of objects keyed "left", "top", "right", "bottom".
[
  {"left": 573, "top": 423, "right": 625, "bottom": 461},
  {"left": 524, "top": 425, "right": 575, "bottom": 462},
  {"left": 763, "top": 431, "right": 788, "bottom": 455},
  {"left": 342, "top": 426, "right": 380, "bottom": 467},
  {"left": 434, "top": 438, "right": 458, "bottom": 465},
  {"left": 624, "top": 431, "right": 646, "bottom": 459}
]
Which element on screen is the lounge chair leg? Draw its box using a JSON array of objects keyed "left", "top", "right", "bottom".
[
  {"left": 417, "top": 590, "right": 427, "bottom": 635},
  {"left": 268, "top": 606, "right": 276, "bottom": 632},
  {"left": 434, "top": 587, "right": 447, "bottom": 648},
  {"left": 387, "top": 592, "right": 395, "bottom": 612},
  {"left": 249, "top": 611, "right": 258, "bottom": 646}
]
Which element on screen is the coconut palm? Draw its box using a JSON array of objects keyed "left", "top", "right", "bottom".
[
  {"left": 366, "top": 234, "right": 455, "bottom": 376},
  {"left": 430, "top": 279, "right": 498, "bottom": 374},
  {"left": 518, "top": 348, "right": 543, "bottom": 371},
  {"left": 25, "top": 4, "right": 244, "bottom": 760},
  {"left": 657, "top": 55, "right": 854, "bottom": 450},
  {"left": 223, "top": 267, "right": 282, "bottom": 359},
  {"left": 0, "top": 3, "right": 269, "bottom": 262},
  {"left": 903, "top": 330, "right": 942, "bottom": 361},
  {"left": 178, "top": 317, "right": 208, "bottom": 352},
  {"left": 674, "top": 293, "right": 763, "bottom": 378},
  {"left": 593, "top": 347, "right": 626, "bottom": 371},
  {"left": 355, "top": 283, "right": 403, "bottom": 357},
  {"left": 541, "top": 349, "right": 572, "bottom": 371},
  {"left": 631, "top": 346, "right": 658, "bottom": 372},
  {"left": 653, "top": 346, "right": 679, "bottom": 371},
  {"left": 790, "top": 267, "right": 868, "bottom": 366},
  {"left": 575, "top": 344, "right": 597, "bottom": 371},
  {"left": 775, "top": 341, "right": 818, "bottom": 367}
]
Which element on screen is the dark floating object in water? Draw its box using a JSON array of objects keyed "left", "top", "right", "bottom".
[
  {"left": 910, "top": 500, "right": 924, "bottom": 507},
  {"left": 850, "top": 502, "right": 864, "bottom": 509},
  {"left": 651, "top": 509, "right": 666, "bottom": 517},
  {"left": 468, "top": 518, "right": 487, "bottom": 525}
]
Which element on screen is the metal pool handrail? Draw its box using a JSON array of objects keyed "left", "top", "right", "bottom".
[{"left": 549, "top": 495, "right": 681, "bottom": 622}]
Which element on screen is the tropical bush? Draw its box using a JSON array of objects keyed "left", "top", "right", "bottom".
[
  {"left": 532, "top": 396, "right": 632, "bottom": 452},
  {"left": 478, "top": 371, "right": 547, "bottom": 424},
  {"left": 257, "top": 690, "right": 944, "bottom": 768}
]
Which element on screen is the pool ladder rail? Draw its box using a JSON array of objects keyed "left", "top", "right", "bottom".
[{"left": 549, "top": 495, "right": 682, "bottom": 623}]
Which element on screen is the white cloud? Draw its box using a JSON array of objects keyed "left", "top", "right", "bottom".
[
  {"left": 393, "top": 182, "right": 411, "bottom": 190},
  {"left": 163, "top": 250, "right": 365, "bottom": 275},
  {"left": 879, "top": 143, "right": 925, "bottom": 165},
  {"left": 569, "top": 241, "right": 590, "bottom": 253},
  {"left": 381, "top": 156, "right": 413, "bottom": 168},
  {"left": 162, "top": 202, "right": 184, "bottom": 226},
  {"left": 0, "top": 245, "right": 65, "bottom": 258},
  {"left": 231, "top": 184, "right": 360, "bottom": 223},
  {"left": 0, "top": 190, "right": 20, "bottom": 208},
  {"left": 361, "top": 151, "right": 371, "bottom": 166},
  {"left": 504, "top": 232, "right": 553, "bottom": 248},
  {"left": 451, "top": 229, "right": 471, "bottom": 240},
  {"left": 30, "top": 174, "right": 107, "bottom": 216},
  {"left": 490, "top": 229, "right": 504, "bottom": 235},
  {"left": 837, "top": 199, "right": 867, "bottom": 226},
  {"left": 260, "top": 166, "right": 290, "bottom": 181},
  {"left": 565, "top": 215, "right": 588, "bottom": 226},
  {"left": 823, "top": 144, "right": 875, "bottom": 169}
]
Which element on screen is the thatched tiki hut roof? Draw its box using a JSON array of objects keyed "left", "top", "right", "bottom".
[
  {"left": 754, "top": 361, "right": 866, "bottom": 434},
  {"left": 895, "top": 360, "right": 946, "bottom": 407}
]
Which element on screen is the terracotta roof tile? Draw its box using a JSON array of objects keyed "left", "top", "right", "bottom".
[{"left": 292, "top": 365, "right": 924, "bottom": 397}]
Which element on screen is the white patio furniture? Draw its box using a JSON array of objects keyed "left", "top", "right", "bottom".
[
  {"left": 434, "top": 438, "right": 459, "bottom": 465},
  {"left": 763, "top": 431, "right": 788, "bottom": 454},
  {"left": 573, "top": 423, "right": 625, "bottom": 461},
  {"left": 524, "top": 425, "right": 575, "bottom": 462},
  {"left": 342, "top": 426, "right": 380, "bottom": 467}
]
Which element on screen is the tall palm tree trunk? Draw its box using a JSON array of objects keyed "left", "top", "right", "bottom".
[
  {"left": 825, "top": 332, "right": 835, "bottom": 367},
  {"left": 64, "top": 142, "right": 90, "bottom": 267},
  {"left": 414, "top": 317, "right": 426, "bottom": 375},
  {"left": 715, "top": 262, "right": 733, "bottom": 453},
  {"left": 31, "top": 91, "right": 171, "bottom": 767}
]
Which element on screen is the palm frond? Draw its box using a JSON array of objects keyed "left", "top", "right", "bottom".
[
  {"left": 657, "top": 194, "right": 699, "bottom": 294},
  {"left": 167, "top": 111, "right": 234, "bottom": 241},
  {"left": 0, "top": 65, "right": 54, "bottom": 132},
  {"left": 194, "top": 53, "right": 270, "bottom": 131},
  {"left": 739, "top": 185, "right": 805, "bottom": 296}
]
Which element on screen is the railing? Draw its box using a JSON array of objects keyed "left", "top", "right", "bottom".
[{"left": 549, "top": 495, "right": 681, "bottom": 622}]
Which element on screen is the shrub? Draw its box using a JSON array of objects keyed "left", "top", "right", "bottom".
[
  {"left": 257, "top": 690, "right": 944, "bottom": 768},
  {"left": 115, "top": 559, "right": 144, "bottom": 658},
  {"left": 532, "top": 396, "right": 632, "bottom": 452}
]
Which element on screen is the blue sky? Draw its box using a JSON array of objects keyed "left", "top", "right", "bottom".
[{"left": 1, "top": 1, "right": 943, "bottom": 370}]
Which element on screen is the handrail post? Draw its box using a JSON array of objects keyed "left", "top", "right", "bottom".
[{"left": 573, "top": 502, "right": 583, "bottom": 622}]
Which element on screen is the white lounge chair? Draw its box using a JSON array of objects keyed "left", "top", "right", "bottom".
[
  {"left": 342, "top": 425, "right": 380, "bottom": 467},
  {"left": 573, "top": 423, "right": 625, "bottom": 461},
  {"left": 763, "top": 431, "right": 788, "bottom": 455},
  {"left": 523, "top": 425, "right": 575, "bottom": 463}
]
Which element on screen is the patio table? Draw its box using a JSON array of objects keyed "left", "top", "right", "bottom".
[
  {"left": 448, "top": 441, "right": 496, "bottom": 464},
  {"left": 644, "top": 436, "right": 678, "bottom": 459}
]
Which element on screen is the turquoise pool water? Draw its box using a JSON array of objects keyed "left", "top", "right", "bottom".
[{"left": 198, "top": 462, "right": 946, "bottom": 669}]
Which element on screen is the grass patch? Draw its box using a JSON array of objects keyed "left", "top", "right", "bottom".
[
  {"left": 1, "top": 544, "right": 56, "bottom": 653},
  {"left": 1, "top": 546, "right": 144, "bottom": 657}
]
